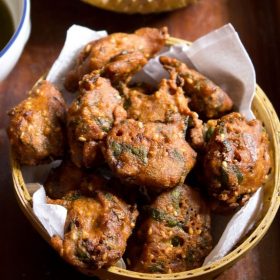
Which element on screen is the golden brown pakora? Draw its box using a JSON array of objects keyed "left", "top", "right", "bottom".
[
  {"left": 103, "top": 119, "right": 197, "bottom": 190},
  {"left": 102, "top": 50, "right": 148, "bottom": 86},
  {"left": 45, "top": 160, "right": 87, "bottom": 199},
  {"left": 160, "top": 56, "right": 233, "bottom": 119},
  {"left": 67, "top": 73, "right": 126, "bottom": 168},
  {"left": 203, "top": 112, "right": 271, "bottom": 211},
  {"left": 7, "top": 81, "right": 66, "bottom": 165},
  {"left": 44, "top": 160, "right": 108, "bottom": 200},
  {"left": 126, "top": 185, "right": 212, "bottom": 273},
  {"left": 65, "top": 27, "right": 169, "bottom": 91},
  {"left": 121, "top": 70, "right": 205, "bottom": 149},
  {"left": 51, "top": 190, "right": 138, "bottom": 271},
  {"left": 121, "top": 71, "right": 191, "bottom": 123}
]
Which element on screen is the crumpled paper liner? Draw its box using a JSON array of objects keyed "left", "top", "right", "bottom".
[
  {"left": 26, "top": 23, "right": 262, "bottom": 266},
  {"left": 33, "top": 186, "right": 67, "bottom": 238}
]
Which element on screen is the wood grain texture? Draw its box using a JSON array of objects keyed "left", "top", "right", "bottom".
[{"left": 0, "top": 0, "right": 279, "bottom": 279}]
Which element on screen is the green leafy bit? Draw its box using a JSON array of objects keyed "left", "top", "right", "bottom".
[
  {"left": 171, "top": 236, "right": 181, "bottom": 247},
  {"left": 232, "top": 164, "right": 244, "bottom": 184},
  {"left": 166, "top": 219, "right": 180, "bottom": 228},
  {"left": 130, "top": 146, "right": 148, "bottom": 164},
  {"left": 104, "top": 192, "right": 114, "bottom": 201},
  {"left": 95, "top": 117, "right": 113, "bottom": 132},
  {"left": 220, "top": 164, "right": 229, "bottom": 186},
  {"left": 169, "top": 149, "right": 184, "bottom": 162},
  {"left": 220, "top": 162, "right": 244, "bottom": 186},
  {"left": 150, "top": 208, "right": 165, "bottom": 222},
  {"left": 111, "top": 141, "right": 123, "bottom": 157},
  {"left": 205, "top": 126, "right": 215, "bottom": 142},
  {"left": 148, "top": 262, "right": 165, "bottom": 273},
  {"left": 110, "top": 141, "right": 148, "bottom": 164},
  {"left": 75, "top": 248, "right": 91, "bottom": 263},
  {"left": 64, "top": 192, "right": 81, "bottom": 201},
  {"left": 149, "top": 207, "right": 181, "bottom": 228}
]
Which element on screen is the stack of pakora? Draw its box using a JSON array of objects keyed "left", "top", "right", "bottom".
[{"left": 7, "top": 27, "right": 271, "bottom": 274}]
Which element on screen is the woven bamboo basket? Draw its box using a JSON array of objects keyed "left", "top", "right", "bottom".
[{"left": 11, "top": 37, "right": 280, "bottom": 280}]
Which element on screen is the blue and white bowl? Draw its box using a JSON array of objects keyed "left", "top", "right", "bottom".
[{"left": 0, "top": 0, "right": 31, "bottom": 81}]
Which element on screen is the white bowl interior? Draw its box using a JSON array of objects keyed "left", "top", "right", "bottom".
[
  {"left": 0, "top": 0, "right": 30, "bottom": 81},
  {"left": 3, "top": 0, "right": 24, "bottom": 30}
]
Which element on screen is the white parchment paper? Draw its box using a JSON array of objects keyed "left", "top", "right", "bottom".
[
  {"left": 47, "top": 25, "right": 107, "bottom": 93},
  {"left": 28, "top": 24, "right": 262, "bottom": 266},
  {"left": 32, "top": 185, "right": 67, "bottom": 238}
]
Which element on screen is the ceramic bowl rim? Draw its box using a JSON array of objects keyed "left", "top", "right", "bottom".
[{"left": 0, "top": 0, "right": 28, "bottom": 57}]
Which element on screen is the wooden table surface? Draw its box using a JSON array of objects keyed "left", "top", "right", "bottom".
[{"left": 0, "top": 0, "right": 279, "bottom": 279}]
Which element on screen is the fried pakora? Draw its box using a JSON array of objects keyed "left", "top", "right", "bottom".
[
  {"left": 51, "top": 190, "right": 138, "bottom": 270},
  {"left": 122, "top": 71, "right": 191, "bottom": 123},
  {"left": 103, "top": 119, "right": 196, "bottom": 190},
  {"left": 65, "top": 27, "right": 168, "bottom": 91},
  {"left": 7, "top": 81, "right": 66, "bottom": 165},
  {"left": 45, "top": 160, "right": 87, "bottom": 199},
  {"left": 102, "top": 50, "right": 147, "bottom": 86},
  {"left": 67, "top": 73, "right": 126, "bottom": 168},
  {"left": 121, "top": 70, "right": 205, "bottom": 149},
  {"left": 126, "top": 185, "right": 212, "bottom": 273},
  {"left": 160, "top": 56, "right": 233, "bottom": 119},
  {"left": 203, "top": 112, "right": 271, "bottom": 211},
  {"left": 44, "top": 160, "right": 108, "bottom": 200}
]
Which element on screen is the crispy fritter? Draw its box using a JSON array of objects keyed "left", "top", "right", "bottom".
[
  {"left": 45, "top": 160, "right": 87, "bottom": 199},
  {"left": 103, "top": 119, "right": 197, "bottom": 190},
  {"left": 65, "top": 27, "right": 168, "bottom": 91},
  {"left": 67, "top": 74, "right": 126, "bottom": 168},
  {"left": 51, "top": 190, "right": 138, "bottom": 270},
  {"left": 122, "top": 71, "right": 192, "bottom": 123},
  {"left": 126, "top": 185, "right": 212, "bottom": 273},
  {"left": 121, "top": 71, "right": 205, "bottom": 149},
  {"left": 103, "top": 50, "right": 147, "bottom": 86},
  {"left": 160, "top": 56, "right": 233, "bottom": 119},
  {"left": 7, "top": 81, "right": 66, "bottom": 165},
  {"left": 203, "top": 112, "right": 271, "bottom": 211},
  {"left": 44, "top": 160, "right": 108, "bottom": 200}
]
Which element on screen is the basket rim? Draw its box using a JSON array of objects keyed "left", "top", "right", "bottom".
[{"left": 10, "top": 37, "right": 280, "bottom": 279}]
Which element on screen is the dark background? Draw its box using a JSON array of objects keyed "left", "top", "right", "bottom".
[{"left": 0, "top": 0, "right": 279, "bottom": 279}]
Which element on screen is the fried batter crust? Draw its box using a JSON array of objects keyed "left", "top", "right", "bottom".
[
  {"left": 7, "top": 81, "right": 66, "bottom": 165},
  {"left": 65, "top": 27, "right": 168, "bottom": 91},
  {"left": 122, "top": 71, "right": 192, "bottom": 123},
  {"left": 67, "top": 74, "right": 126, "bottom": 168},
  {"left": 45, "top": 160, "right": 87, "bottom": 199},
  {"left": 103, "top": 119, "right": 196, "bottom": 190},
  {"left": 203, "top": 112, "right": 271, "bottom": 211},
  {"left": 121, "top": 70, "right": 205, "bottom": 149},
  {"left": 127, "top": 185, "right": 212, "bottom": 273},
  {"left": 51, "top": 191, "right": 138, "bottom": 270},
  {"left": 103, "top": 50, "right": 147, "bottom": 86},
  {"left": 160, "top": 56, "right": 233, "bottom": 119}
]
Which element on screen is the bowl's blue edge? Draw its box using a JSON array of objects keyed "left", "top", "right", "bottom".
[{"left": 0, "top": 0, "right": 28, "bottom": 57}]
